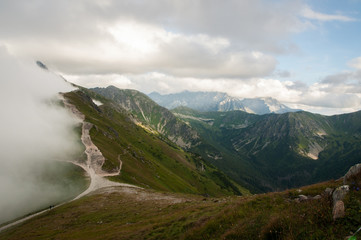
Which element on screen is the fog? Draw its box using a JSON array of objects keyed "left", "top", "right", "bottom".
[{"left": 0, "top": 47, "right": 84, "bottom": 224}]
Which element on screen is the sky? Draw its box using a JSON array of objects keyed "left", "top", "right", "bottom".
[{"left": 0, "top": 0, "right": 361, "bottom": 115}]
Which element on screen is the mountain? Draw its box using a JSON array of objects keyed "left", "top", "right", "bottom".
[
  {"left": 91, "top": 86, "right": 200, "bottom": 149},
  {"left": 240, "top": 97, "right": 297, "bottom": 114},
  {"left": 60, "top": 87, "right": 247, "bottom": 197},
  {"left": 173, "top": 107, "right": 361, "bottom": 192},
  {"left": 1, "top": 85, "right": 360, "bottom": 239},
  {"left": 148, "top": 91, "right": 298, "bottom": 114},
  {"left": 75, "top": 86, "right": 361, "bottom": 193}
]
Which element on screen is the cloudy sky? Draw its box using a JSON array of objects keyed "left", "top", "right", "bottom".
[{"left": 1, "top": 0, "right": 361, "bottom": 115}]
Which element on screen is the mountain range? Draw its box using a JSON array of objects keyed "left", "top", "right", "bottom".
[
  {"left": 93, "top": 86, "right": 361, "bottom": 193},
  {"left": 148, "top": 91, "right": 298, "bottom": 114},
  {"left": 2, "top": 84, "right": 361, "bottom": 239},
  {"left": 173, "top": 106, "right": 361, "bottom": 192}
]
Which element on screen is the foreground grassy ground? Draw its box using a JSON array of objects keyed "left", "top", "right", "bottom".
[{"left": 1, "top": 178, "right": 360, "bottom": 239}]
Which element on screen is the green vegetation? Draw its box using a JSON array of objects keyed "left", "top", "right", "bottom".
[
  {"left": 173, "top": 106, "right": 361, "bottom": 193},
  {"left": 2, "top": 179, "right": 360, "bottom": 239},
  {"left": 1, "top": 86, "right": 360, "bottom": 239},
  {"left": 63, "top": 90, "right": 248, "bottom": 196},
  {"left": 91, "top": 86, "right": 200, "bottom": 149}
]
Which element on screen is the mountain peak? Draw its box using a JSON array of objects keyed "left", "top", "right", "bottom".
[{"left": 148, "top": 91, "right": 298, "bottom": 115}]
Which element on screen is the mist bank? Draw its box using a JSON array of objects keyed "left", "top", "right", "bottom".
[{"left": 0, "top": 47, "right": 86, "bottom": 224}]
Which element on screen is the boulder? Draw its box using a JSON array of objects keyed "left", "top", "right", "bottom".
[
  {"left": 324, "top": 188, "right": 333, "bottom": 196},
  {"left": 298, "top": 195, "right": 308, "bottom": 201},
  {"left": 313, "top": 195, "right": 322, "bottom": 200},
  {"left": 332, "top": 185, "right": 349, "bottom": 205},
  {"left": 332, "top": 200, "right": 345, "bottom": 220},
  {"left": 344, "top": 163, "right": 361, "bottom": 188}
]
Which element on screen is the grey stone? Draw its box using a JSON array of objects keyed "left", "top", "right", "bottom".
[
  {"left": 332, "top": 185, "right": 349, "bottom": 205},
  {"left": 332, "top": 200, "right": 345, "bottom": 220},
  {"left": 344, "top": 163, "right": 361, "bottom": 187},
  {"left": 298, "top": 195, "right": 308, "bottom": 201},
  {"left": 324, "top": 187, "right": 333, "bottom": 196},
  {"left": 313, "top": 195, "right": 322, "bottom": 200}
]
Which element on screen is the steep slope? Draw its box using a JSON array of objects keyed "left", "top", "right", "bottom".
[
  {"left": 173, "top": 107, "right": 361, "bottom": 192},
  {"left": 92, "top": 86, "right": 200, "bottom": 149},
  {"left": 148, "top": 91, "right": 297, "bottom": 114},
  {"left": 148, "top": 91, "right": 245, "bottom": 112},
  {"left": 231, "top": 112, "right": 331, "bottom": 160},
  {"left": 241, "top": 97, "right": 298, "bottom": 114},
  {"left": 62, "top": 88, "right": 247, "bottom": 197}
]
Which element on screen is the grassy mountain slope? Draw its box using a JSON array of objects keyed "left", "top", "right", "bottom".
[
  {"left": 173, "top": 107, "right": 361, "bottom": 193},
  {"left": 63, "top": 89, "right": 247, "bottom": 197},
  {"left": 2, "top": 178, "right": 360, "bottom": 239},
  {"left": 91, "top": 86, "right": 200, "bottom": 149}
]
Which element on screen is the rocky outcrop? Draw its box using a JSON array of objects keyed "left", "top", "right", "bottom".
[
  {"left": 332, "top": 200, "right": 345, "bottom": 220},
  {"left": 332, "top": 185, "right": 349, "bottom": 203},
  {"left": 332, "top": 185, "right": 349, "bottom": 220},
  {"left": 344, "top": 163, "right": 361, "bottom": 188},
  {"left": 91, "top": 86, "right": 200, "bottom": 149}
]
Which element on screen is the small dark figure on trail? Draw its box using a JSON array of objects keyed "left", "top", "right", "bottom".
[{"left": 49, "top": 205, "right": 54, "bottom": 210}]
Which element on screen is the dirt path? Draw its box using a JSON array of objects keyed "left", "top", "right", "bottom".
[
  {"left": 0, "top": 96, "right": 139, "bottom": 233},
  {"left": 62, "top": 96, "right": 140, "bottom": 199}
]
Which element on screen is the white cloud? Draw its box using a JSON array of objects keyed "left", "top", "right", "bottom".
[
  {"left": 67, "top": 69, "right": 361, "bottom": 115},
  {"left": 348, "top": 57, "right": 361, "bottom": 69},
  {"left": 0, "top": 0, "right": 359, "bottom": 115},
  {"left": 301, "top": 6, "right": 356, "bottom": 22},
  {"left": 0, "top": 0, "right": 303, "bottom": 78},
  {"left": 0, "top": 47, "right": 82, "bottom": 224}
]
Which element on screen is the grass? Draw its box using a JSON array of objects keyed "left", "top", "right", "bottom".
[
  {"left": 62, "top": 90, "right": 248, "bottom": 197},
  {"left": 1, "top": 178, "right": 360, "bottom": 239}
]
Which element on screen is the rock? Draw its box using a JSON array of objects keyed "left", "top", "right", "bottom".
[
  {"left": 325, "top": 187, "right": 333, "bottom": 196},
  {"left": 344, "top": 163, "right": 361, "bottom": 187},
  {"left": 332, "top": 185, "right": 349, "bottom": 205},
  {"left": 298, "top": 195, "right": 308, "bottom": 201},
  {"left": 297, "top": 189, "right": 302, "bottom": 193},
  {"left": 332, "top": 200, "right": 345, "bottom": 220},
  {"left": 313, "top": 195, "right": 322, "bottom": 200}
]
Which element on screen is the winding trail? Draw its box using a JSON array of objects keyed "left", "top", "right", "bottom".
[{"left": 0, "top": 96, "right": 139, "bottom": 233}]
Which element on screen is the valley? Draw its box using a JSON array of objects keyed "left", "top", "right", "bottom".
[{"left": 1, "top": 85, "right": 360, "bottom": 239}]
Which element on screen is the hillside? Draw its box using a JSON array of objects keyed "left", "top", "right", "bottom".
[
  {"left": 61, "top": 88, "right": 247, "bottom": 197},
  {"left": 92, "top": 86, "right": 200, "bottom": 149},
  {"left": 173, "top": 107, "right": 361, "bottom": 193},
  {"left": 1, "top": 85, "right": 360, "bottom": 239},
  {"left": 1, "top": 176, "right": 360, "bottom": 239}
]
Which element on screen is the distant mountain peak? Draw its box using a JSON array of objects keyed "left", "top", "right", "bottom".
[{"left": 148, "top": 91, "right": 299, "bottom": 115}]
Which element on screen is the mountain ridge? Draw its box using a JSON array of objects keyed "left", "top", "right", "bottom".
[
  {"left": 63, "top": 87, "right": 247, "bottom": 196},
  {"left": 173, "top": 106, "right": 361, "bottom": 192},
  {"left": 148, "top": 90, "right": 299, "bottom": 114}
]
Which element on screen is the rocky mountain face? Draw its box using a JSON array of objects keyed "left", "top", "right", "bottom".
[
  {"left": 62, "top": 88, "right": 246, "bottom": 196},
  {"left": 92, "top": 86, "right": 200, "bottom": 149},
  {"left": 148, "top": 91, "right": 298, "bottom": 114},
  {"left": 86, "top": 86, "right": 361, "bottom": 193},
  {"left": 173, "top": 107, "right": 361, "bottom": 192}
]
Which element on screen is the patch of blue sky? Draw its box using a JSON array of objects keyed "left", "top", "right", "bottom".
[{"left": 275, "top": 0, "right": 361, "bottom": 85}]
